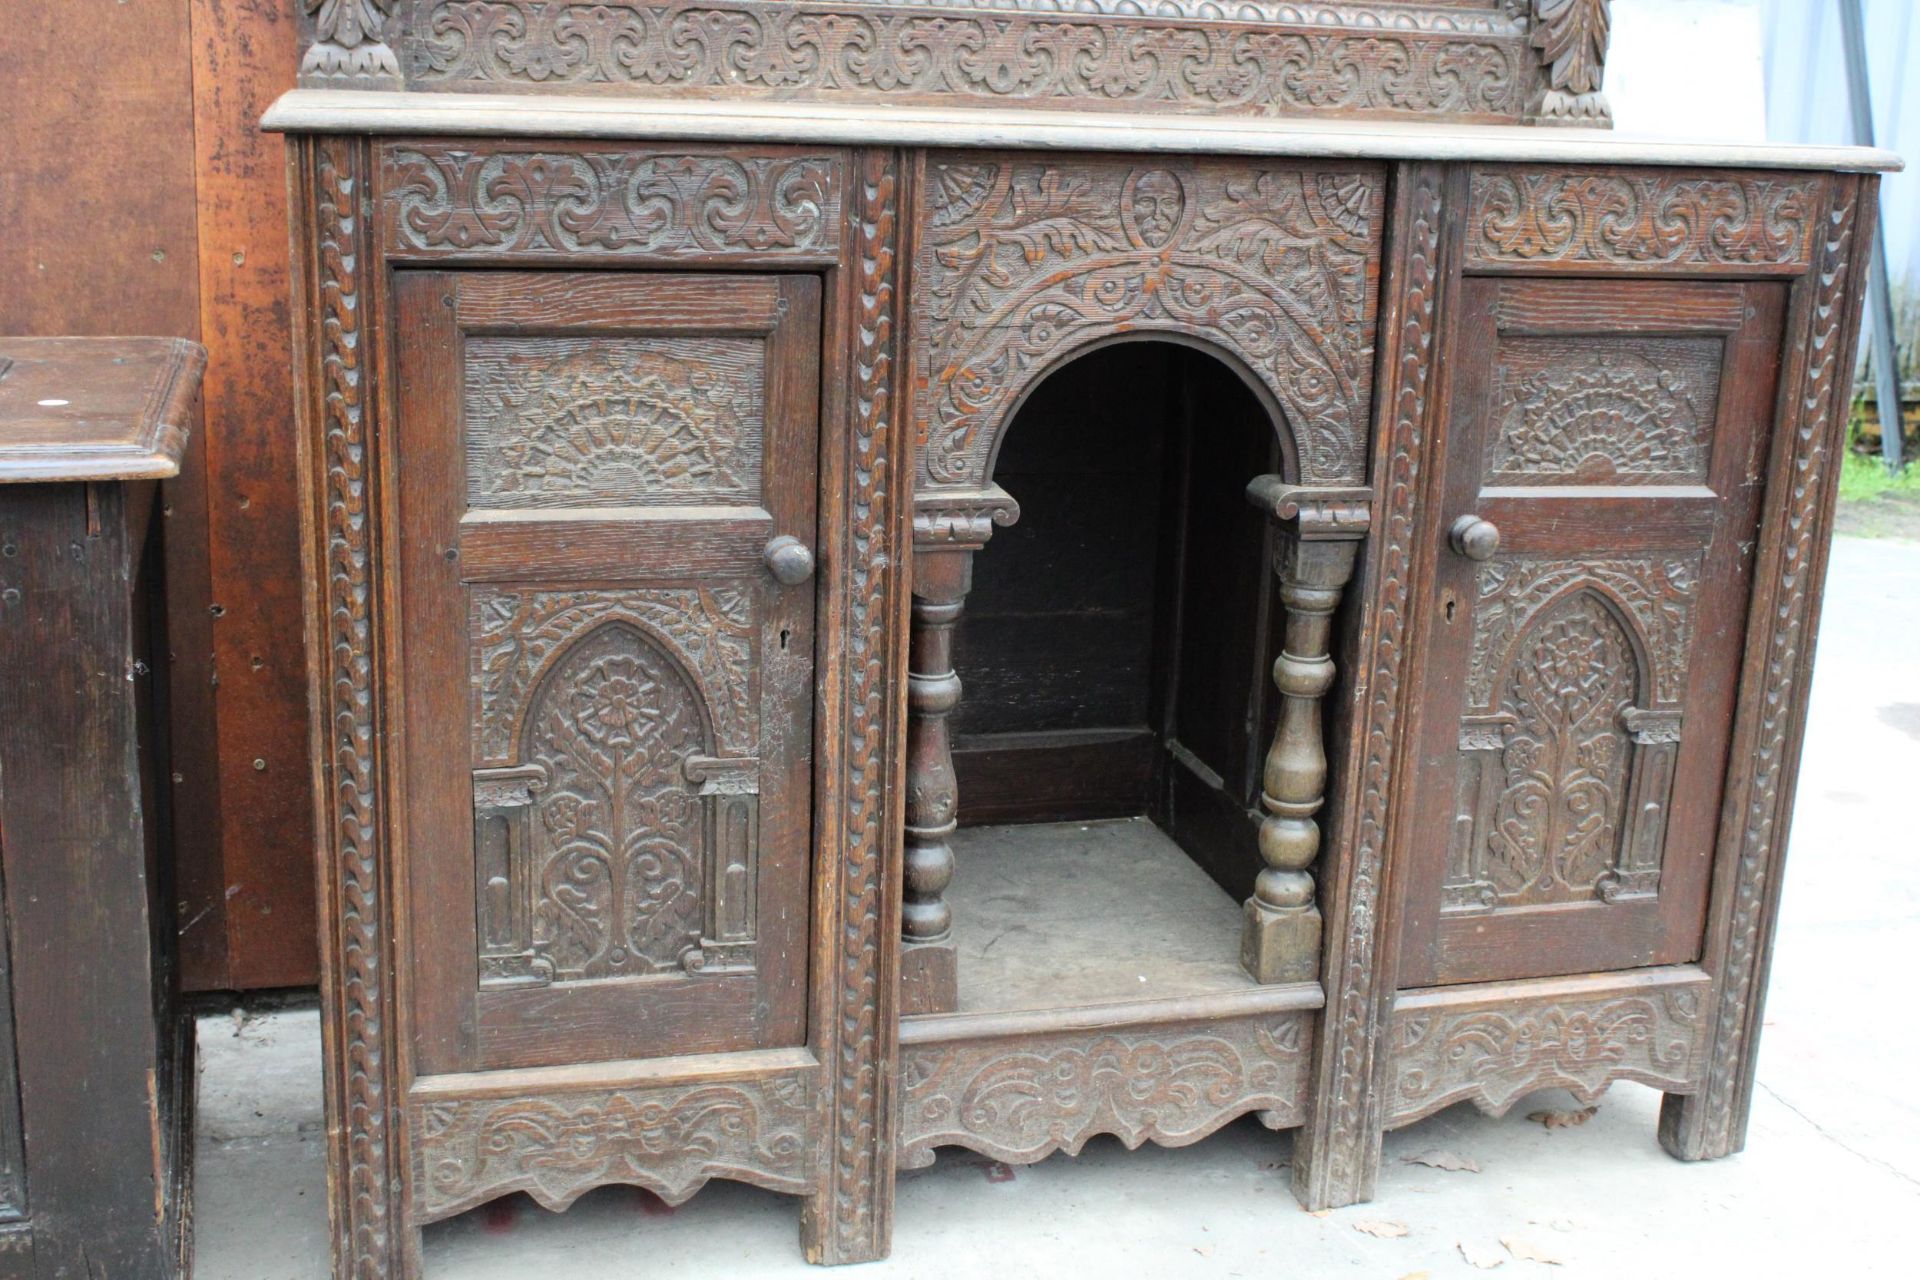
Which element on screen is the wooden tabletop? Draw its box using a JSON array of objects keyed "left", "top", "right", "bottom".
[{"left": 0, "top": 337, "right": 204, "bottom": 483}]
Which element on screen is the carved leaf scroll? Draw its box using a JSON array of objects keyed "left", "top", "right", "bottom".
[
  {"left": 1531, "top": 0, "right": 1610, "bottom": 96},
  {"left": 1389, "top": 975, "right": 1708, "bottom": 1128},
  {"left": 415, "top": 1075, "right": 813, "bottom": 1221},
  {"left": 1469, "top": 169, "right": 1820, "bottom": 270},
  {"left": 402, "top": 1, "right": 1532, "bottom": 121},
  {"left": 384, "top": 146, "right": 842, "bottom": 260},
  {"left": 899, "top": 1015, "right": 1309, "bottom": 1170},
  {"left": 304, "top": 0, "right": 400, "bottom": 85}
]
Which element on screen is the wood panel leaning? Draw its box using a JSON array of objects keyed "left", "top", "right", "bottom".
[
  {"left": 266, "top": 1, "right": 1898, "bottom": 1273},
  {"left": 0, "top": 337, "right": 203, "bottom": 1278}
]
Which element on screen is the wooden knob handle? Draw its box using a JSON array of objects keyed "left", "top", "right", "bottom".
[
  {"left": 763, "top": 535, "right": 815, "bottom": 585},
  {"left": 1449, "top": 515, "right": 1501, "bottom": 562}
]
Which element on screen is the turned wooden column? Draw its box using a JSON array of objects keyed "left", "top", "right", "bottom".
[
  {"left": 902, "top": 488, "right": 1018, "bottom": 1016},
  {"left": 1242, "top": 479, "right": 1370, "bottom": 985}
]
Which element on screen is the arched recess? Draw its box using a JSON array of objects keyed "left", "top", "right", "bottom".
[
  {"left": 910, "top": 154, "right": 1386, "bottom": 506},
  {"left": 900, "top": 333, "right": 1375, "bottom": 1015}
]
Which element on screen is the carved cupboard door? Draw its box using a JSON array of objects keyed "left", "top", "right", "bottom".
[
  {"left": 1399, "top": 278, "right": 1786, "bottom": 986},
  {"left": 394, "top": 272, "right": 820, "bottom": 1072}
]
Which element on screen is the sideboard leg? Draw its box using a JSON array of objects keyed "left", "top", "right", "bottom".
[{"left": 900, "top": 548, "right": 970, "bottom": 1016}]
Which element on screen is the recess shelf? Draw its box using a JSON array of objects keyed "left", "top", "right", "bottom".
[{"left": 947, "top": 817, "right": 1260, "bottom": 1016}]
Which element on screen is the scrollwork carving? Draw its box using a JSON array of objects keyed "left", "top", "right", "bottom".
[
  {"left": 1388, "top": 974, "right": 1708, "bottom": 1128},
  {"left": 383, "top": 145, "right": 843, "bottom": 260},
  {"left": 1480, "top": 594, "right": 1637, "bottom": 905},
  {"left": 399, "top": 1, "right": 1532, "bottom": 120},
  {"left": 516, "top": 624, "right": 711, "bottom": 982},
  {"left": 415, "top": 1075, "right": 813, "bottom": 1221},
  {"left": 914, "top": 156, "right": 1383, "bottom": 490},
  {"left": 899, "top": 1015, "right": 1309, "bottom": 1169},
  {"left": 1469, "top": 169, "right": 1821, "bottom": 270}
]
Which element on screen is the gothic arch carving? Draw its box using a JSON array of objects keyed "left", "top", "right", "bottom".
[{"left": 517, "top": 620, "right": 715, "bottom": 981}]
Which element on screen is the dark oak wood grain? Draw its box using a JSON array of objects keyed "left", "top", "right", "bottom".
[
  {"left": 273, "top": 38, "right": 1875, "bottom": 1260},
  {"left": 0, "top": 337, "right": 201, "bottom": 1277}
]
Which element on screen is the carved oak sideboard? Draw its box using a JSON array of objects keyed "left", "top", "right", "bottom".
[{"left": 268, "top": 2, "right": 1896, "bottom": 1274}]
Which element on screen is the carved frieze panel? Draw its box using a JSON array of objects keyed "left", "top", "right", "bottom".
[
  {"left": 413, "top": 1071, "right": 814, "bottom": 1221},
  {"left": 1488, "top": 337, "right": 1723, "bottom": 485},
  {"left": 913, "top": 156, "right": 1383, "bottom": 490},
  {"left": 1467, "top": 168, "right": 1823, "bottom": 272},
  {"left": 389, "top": 1, "right": 1538, "bottom": 122},
  {"left": 464, "top": 336, "right": 765, "bottom": 509},
  {"left": 381, "top": 144, "right": 843, "bottom": 261},
  {"left": 898, "top": 1011, "right": 1310, "bottom": 1169},
  {"left": 1386, "top": 970, "right": 1709, "bottom": 1128}
]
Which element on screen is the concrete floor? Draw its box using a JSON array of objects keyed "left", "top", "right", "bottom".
[{"left": 193, "top": 535, "right": 1920, "bottom": 1278}]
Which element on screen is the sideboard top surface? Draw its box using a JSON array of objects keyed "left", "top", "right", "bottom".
[
  {"left": 262, "top": 90, "right": 1900, "bottom": 173},
  {"left": 0, "top": 337, "right": 204, "bottom": 483}
]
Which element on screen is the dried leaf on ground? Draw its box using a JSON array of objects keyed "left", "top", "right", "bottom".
[
  {"left": 1525, "top": 1105, "right": 1598, "bottom": 1130},
  {"left": 1397, "top": 1272, "right": 1431, "bottom": 1280},
  {"left": 1502, "top": 1235, "right": 1567, "bottom": 1265},
  {"left": 1403, "top": 1148, "right": 1480, "bottom": 1173},
  {"left": 1354, "top": 1219, "right": 1410, "bottom": 1239},
  {"left": 1459, "top": 1240, "right": 1506, "bottom": 1269}
]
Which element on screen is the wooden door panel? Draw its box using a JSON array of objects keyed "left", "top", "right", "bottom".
[
  {"left": 395, "top": 270, "right": 821, "bottom": 1073},
  {"left": 1400, "top": 277, "right": 1785, "bottom": 987}
]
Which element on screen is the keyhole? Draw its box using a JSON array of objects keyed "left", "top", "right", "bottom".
[
  {"left": 780, "top": 627, "right": 792, "bottom": 651},
  {"left": 1443, "top": 592, "right": 1458, "bottom": 624}
]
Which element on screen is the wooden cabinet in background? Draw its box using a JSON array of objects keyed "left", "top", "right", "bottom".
[
  {"left": 0, "top": 337, "right": 201, "bottom": 1278},
  {"left": 269, "top": 3, "right": 1893, "bottom": 1274}
]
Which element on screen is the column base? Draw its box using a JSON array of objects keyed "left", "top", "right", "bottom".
[
  {"left": 1240, "top": 899, "right": 1322, "bottom": 985},
  {"left": 900, "top": 939, "right": 958, "bottom": 1016}
]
